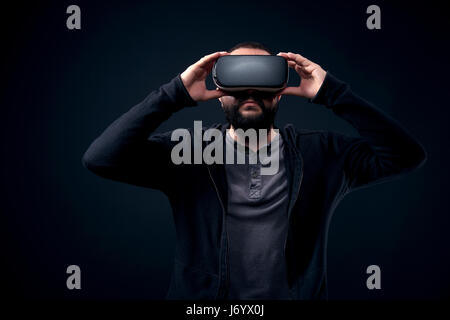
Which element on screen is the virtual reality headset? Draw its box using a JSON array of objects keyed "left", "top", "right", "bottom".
[{"left": 212, "top": 55, "right": 289, "bottom": 93}]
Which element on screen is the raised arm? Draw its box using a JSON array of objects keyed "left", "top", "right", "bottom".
[
  {"left": 81, "top": 51, "right": 230, "bottom": 192},
  {"left": 81, "top": 74, "right": 197, "bottom": 191},
  {"left": 277, "top": 51, "right": 427, "bottom": 193},
  {"left": 311, "top": 72, "right": 427, "bottom": 193}
]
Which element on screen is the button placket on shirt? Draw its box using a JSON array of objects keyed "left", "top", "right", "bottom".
[{"left": 249, "top": 160, "right": 262, "bottom": 199}]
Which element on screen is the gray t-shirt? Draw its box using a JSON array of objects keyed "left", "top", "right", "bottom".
[{"left": 224, "top": 131, "right": 291, "bottom": 300}]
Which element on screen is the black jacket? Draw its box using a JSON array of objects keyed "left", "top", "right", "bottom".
[{"left": 81, "top": 71, "right": 427, "bottom": 300}]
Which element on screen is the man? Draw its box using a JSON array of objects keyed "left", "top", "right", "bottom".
[{"left": 81, "top": 41, "right": 427, "bottom": 300}]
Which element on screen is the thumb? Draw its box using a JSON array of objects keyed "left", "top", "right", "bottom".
[
  {"left": 278, "top": 86, "right": 298, "bottom": 96},
  {"left": 205, "top": 88, "right": 226, "bottom": 100}
]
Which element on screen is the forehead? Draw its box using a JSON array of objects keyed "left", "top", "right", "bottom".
[{"left": 230, "top": 48, "right": 270, "bottom": 55}]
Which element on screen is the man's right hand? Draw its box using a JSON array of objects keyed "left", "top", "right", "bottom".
[{"left": 181, "top": 51, "right": 230, "bottom": 102}]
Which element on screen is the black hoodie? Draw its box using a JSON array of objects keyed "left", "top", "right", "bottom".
[{"left": 81, "top": 71, "right": 427, "bottom": 300}]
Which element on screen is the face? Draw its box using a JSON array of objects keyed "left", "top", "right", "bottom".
[{"left": 218, "top": 48, "right": 282, "bottom": 131}]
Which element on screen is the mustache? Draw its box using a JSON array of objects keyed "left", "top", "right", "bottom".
[{"left": 237, "top": 99, "right": 265, "bottom": 109}]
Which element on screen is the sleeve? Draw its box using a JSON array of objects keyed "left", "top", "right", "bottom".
[
  {"left": 81, "top": 73, "right": 198, "bottom": 192},
  {"left": 309, "top": 71, "right": 427, "bottom": 193}
]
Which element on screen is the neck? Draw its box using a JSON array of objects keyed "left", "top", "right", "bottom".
[{"left": 227, "top": 124, "right": 277, "bottom": 153}]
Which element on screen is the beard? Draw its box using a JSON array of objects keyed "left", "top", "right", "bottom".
[{"left": 223, "top": 99, "right": 279, "bottom": 131}]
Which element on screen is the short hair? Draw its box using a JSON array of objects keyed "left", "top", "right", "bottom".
[{"left": 228, "top": 41, "right": 274, "bottom": 55}]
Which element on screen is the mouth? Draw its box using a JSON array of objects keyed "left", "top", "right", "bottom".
[
  {"left": 239, "top": 103, "right": 261, "bottom": 113},
  {"left": 242, "top": 102, "right": 258, "bottom": 107},
  {"left": 240, "top": 101, "right": 261, "bottom": 109}
]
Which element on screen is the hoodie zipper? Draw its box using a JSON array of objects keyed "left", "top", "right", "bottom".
[
  {"left": 284, "top": 157, "right": 303, "bottom": 251},
  {"left": 283, "top": 131, "right": 304, "bottom": 299},
  {"left": 207, "top": 165, "right": 229, "bottom": 300}
]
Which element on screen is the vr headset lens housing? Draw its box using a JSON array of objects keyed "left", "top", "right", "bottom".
[{"left": 212, "top": 55, "right": 289, "bottom": 96}]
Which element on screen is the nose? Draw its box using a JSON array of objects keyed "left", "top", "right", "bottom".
[{"left": 245, "top": 90, "right": 258, "bottom": 100}]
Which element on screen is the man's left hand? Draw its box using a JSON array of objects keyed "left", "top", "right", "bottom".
[{"left": 277, "top": 52, "right": 327, "bottom": 99}]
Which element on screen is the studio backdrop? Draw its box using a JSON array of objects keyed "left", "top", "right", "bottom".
[{"left": 1, "top": 0, "right": 449, "bottom": 300}]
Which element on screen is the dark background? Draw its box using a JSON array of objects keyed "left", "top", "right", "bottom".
[{"left": 1, "top": 0, "right": 449, "bottom": 300}]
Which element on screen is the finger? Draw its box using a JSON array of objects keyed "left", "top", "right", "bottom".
[
  {"left": 277, "top": 52, "right": 291, "bottom": 62},
  {"left": 279, "top": 52, "right": 310, "bottom": 69},
  {"left": 287, "top": 60, "right": 307, "bottom": 76},
  {"left": 289, "top": 60, "right": 315, "bottom": 75},
  {"left": 282, "top": 58, "right": 311, "bottom": 75},
  {"left": 278, "top": 86, "right": 299, "bottom": 96},
  {"left": 197, "top": 51, "right": 229, "bottom": 68},
  {"left": 205, "top": 88, "right": 226, "bottom": 100},
  {"left": 287, "top": 60, "right": 296, "bottom": 68},
  {"left": 299, "top": 69, "right": 311, "bottom": 79},
  {"left": 288, "top": 60, "right": 306, "bottom": 72},
  {"left": 279, "top": 51, "right": 310, "bottom": 64},
  {"left": 286, "top": 52, "right": 309, "bottom": 65}
]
